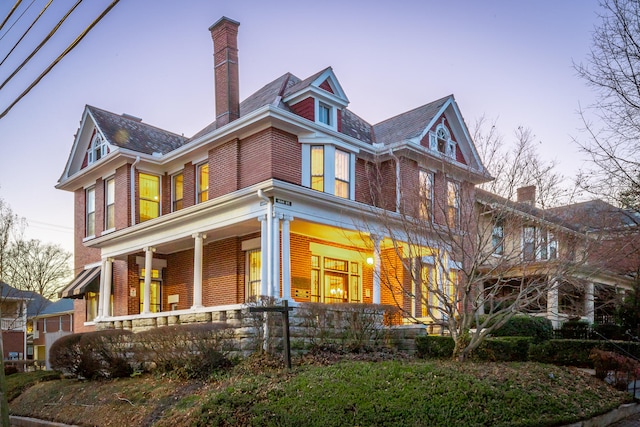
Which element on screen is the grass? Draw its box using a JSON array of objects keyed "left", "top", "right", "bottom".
[{"left": 6, "top": 359, "right": 634, "bottom": 427}]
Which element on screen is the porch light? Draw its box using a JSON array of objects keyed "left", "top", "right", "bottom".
[{"left": 366, "top": 257, "right": 374, "bottom": 265}]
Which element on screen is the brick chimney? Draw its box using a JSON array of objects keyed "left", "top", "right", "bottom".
[
  {"left": 517, "top": 185, "right": 536, "bottom": 206},
  {"left": 209, "top": 17, "right": 240, "bottom": 127}
]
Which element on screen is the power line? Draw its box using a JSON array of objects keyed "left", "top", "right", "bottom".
[
  {"left": 0, "top": 0, "right": 36, "bottom": 43},
  {"left": 0, "top": 0, "right": 53, "bottom": 68},
  {"left": 0, "top": 0, "right": 23, "bottom": 34}
]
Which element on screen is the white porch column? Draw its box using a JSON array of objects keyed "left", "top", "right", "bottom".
[
  {"left": 259, "top": 215, "right": 269, "bottom": 297},
  {"left": 585, "top": 281, "right": 595, "bottom": 324},
  {"left": 272, "top": 214, "right": 281, "bottom": 298},
  {"left": 192, "top": 233, "right": 207, "bottom": 309},
  {"left": 281, "top": 215, "right": 293, "bottom": 302},
  {"left": 142, "top": 246, "right": 155, "bottom": 314},
  {"left": 547, "top": 280, "right": 559, "bottom": 329},
  {"left": 102, "top": 257, "right": 113, "bottom": 317},
  {"left": 372, "top": 234, "right": 381, "bottom": 304}
]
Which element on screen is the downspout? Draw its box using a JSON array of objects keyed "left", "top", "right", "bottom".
[
  {"left": 257, "top": 189, "right": 272, "bottom": 351},
  {"left": 130, "top": 156, "right": 141, "bottom": 226},
  {"left": 389, "top": 149, "right": 401, "bottom": 212}
]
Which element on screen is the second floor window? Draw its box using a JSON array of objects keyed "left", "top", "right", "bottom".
[
  {"left": 419, "top": 170, "right": 433, "bottom": 220},
  {"left": 318, "top": 103, "right": 331, "bottom": 126},
  {"left": 447, "top": 181, "right": 460, "bottom": 229},
  {"left": 334, "top": 149, "right": 350, "bottom": 198},
  {"left": 311, "top": 146, "right": 324, "bottom": 192},
  {"left": 523, "top": 225, "right": 536, "bottom": 261},
  {"left": 139, "top": 173, "right": 160, "bottom": 222},
  {"left": 197, "top": 163, "right": 209, "bottom": 203},
  {"left": 172, "top": 172, "right": 183, "bottom": 211},
  {"left": 105, "top": 177, "right": 115, "bottom": 230},
  {"left": 492, "top": 219, "right": 504, "bottom": 255},
  {"left": 86, "top": 187, "right": 95, "bottom": 237}
]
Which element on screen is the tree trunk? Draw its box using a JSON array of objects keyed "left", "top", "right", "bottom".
[{"left": 0, "top": 304, "right": 9, "bottom": 427}]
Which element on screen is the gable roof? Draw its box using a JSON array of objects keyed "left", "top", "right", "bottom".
[
  {"left": 88, "top": 106, "right": 186, "bottom": 155},
  {"left": 37, "top": 298, "right": 74, "bottom": 317},
  {"left": 0, "top": 281, "right": 51, "bottom": 317},
  {"left": 373, "top": 96, "right": 450, "bottom": 145},
  {"left": 548, "top": 199, "right": 640, "bottom": 232}
]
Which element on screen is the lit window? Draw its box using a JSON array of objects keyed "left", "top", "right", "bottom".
[
  {"left": 447, "top": 181, "right": 460, "bottom": 229},
  {"left": 335, "top": 149, "right": 350, "bottom": 198},
  {"left": 197, "top": 163, "right": 209, "bottom": 203},
  {"left": 310, "top": 254, "right": 361, "bottom": 303},
  {"left": 419, "top": 170, "right": 433, "bottom": 220},
  {"left": 87, "top": 133, "right": 108, "bottom": 165},
  {"left": 105, "top": 177, "right": 115, "bottom": 230},
  {"left": 421, "top": 264, "right": 435, "bottom": 317},
  {"left": 86, "top": 291, "right": 98, "bottom": 322},
  {"left": 139, "top": 173, "right": 160, "bottom": 222},
  {"left": 139, "top": 268, "right": 162, "bottom": 313},
  {"left": 318, "top": 103, "right": 331, "bottom": 126},
  {"left": 492, "top": 219, "right": 504, "bottom": 255},
  {"left": 172, "top": 172, "right": 183, "bottom": 211},
  {"left": 86, "top": 187, "right": 95, "bottom": 237},
  {"left": 246, "top": 249, "right": 261, "bottom": 301},
  {"left": 311, "top": 146, "right": 324, "bottom": 192}
]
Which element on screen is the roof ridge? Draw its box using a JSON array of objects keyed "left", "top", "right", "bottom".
[{"left": 372, "top": 94, "right": 452, "bottom": 127}]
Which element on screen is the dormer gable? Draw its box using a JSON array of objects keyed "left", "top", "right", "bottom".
[{"left": 283, "top": 67, "right": 349, "bottom": 131}]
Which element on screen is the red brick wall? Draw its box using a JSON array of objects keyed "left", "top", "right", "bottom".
[
  {"left": 74, "top": 189, "right": 100, "bottom": 271},
  {"left": 398, "top": 157, "right": 420, "bottom": 217},
  {"left": 270, "top": 128, "right": 301, "bottom": 185},
  {"left": 183, "top": 162, "right": 196, "bottom": 209},
  {"left": 3, "top": 331, "right": 24, "bottom": 358},
  {"left": 203, "top": 237, "right": 241, "bottom": 306},
  {"left": 164, "top": 248, "right": 195, "bottom": 309},
  {"left": 290, "top": 97, "right": 314, "bottom": 121},
  {"left": 113, "top": 259, "right": 130, "bottom": 317},
  {"left": 94, "top": 177, "right": 105, "bottom": 237},
  {"left": 73, "top": 299, "right": 95, "bottom": 333},
  {"left": 432, "top": 171, "right": 447, "bottom": 226},
  {"left": 211, "top": 138, "right": 239, "bottom": 199},
  {"left": 115, "top": 164, "right": 130, "bottom": 229},
  {"left": 211, "top": 19, "right": 240, "bottom": 126}
]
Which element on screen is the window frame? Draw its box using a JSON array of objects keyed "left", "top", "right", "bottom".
[
  {"left": 523, "top": 225, "right": 536, "bottom": 261},
  {"left": 419, "top": 169, "right": 434, "bottom": 220},
  {"left": 197, "top": 162, "right": 209, "bottom": 204},
  {"left": 172, "top": 171, "right": 184, "bottom": 212},
  {"left": 138, "top": 173, "right": 160, "bottom": 223},
  {"left": 87, "top": 133, "right": 108, "bottom": 165},
  {"left": 104, "top": 177, "right": 115, "bottom": 231},
  {"left": 334, "top": 149, "right": 350, "bottom": 198},
  {"left": 310, "top": 253, "right": 362, "bottom": 304},
  {"left": 310, "top": 146, "right": 325, "bottom": 192},
  {"left": 245, "top": 248, "right": 261, "bottom": 302},
  {"left": 85, "top": 187, "right": 95, "bottom": 237},
  {"left": 447, "top": 180, "right": 460, "bottom": 229},
  {"left": 492, "top": 218, "right": 504, "bottom": 255}
]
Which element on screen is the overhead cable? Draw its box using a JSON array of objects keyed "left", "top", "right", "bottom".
[
  {"left": 0, "top": 0, "right": 121, "bottom": 119},
  {"left": 0, "top": 0, "right": 36, "bottom": 43},
  {"left": 0, "top": 0, "right": 23, "bottom": 34},
  {"left": 0, "top": 0, "right": 53, "bottom": 68}
]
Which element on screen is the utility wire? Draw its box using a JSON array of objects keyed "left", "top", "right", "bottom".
[
  {"left": 0, "top": 0, "right": 36, "bottom": 43},
  {"left": 0, "top": 0, "right": 53, "bottom": 68},
  {"left": 0, "top": 0, "right": 120, "bottom": 119},
  {"left": 0, "top": 0, "right": 23, "bottom": 34},
  {"left": 0, "top": 0, "right": 83, "bottom": 92}
]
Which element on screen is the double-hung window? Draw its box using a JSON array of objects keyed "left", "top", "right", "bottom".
[
  {"left": 419, "top": 170, "right": 433, "bottom": 220},
  {"left": 447, "top": 181, "right": 460, "bottom": 229},
  {"left": 523, "top": 225, "right": 536, "bottom": 261},
  {"left": 197, "top": 163, "right": 209, "bottom": 203},
  {"left": 86, "top": 187, "right": 95, "bottom": 237},
  {"left": 310, "top": 146, "right": 324, "bottom": 192},
  {"left": 334, "top": 149, "right": 350, "bottom": 198},
  {"left": 139, "top": 173, "right": 160, "bottom": 222},
  {"left": 492, "top": 219, "right": 504, "bottom": 255},
  {"left": 246, "top": 249, "right": 261, "bottom": 301},
  {"left": 318, "top": 103, "right": 331, "bottom": 126},
  {"left": 172, "top": 172, "right": 184, "bottom": 211},
  {"left": 105, "top": 177, "right": 115, "bottom": 230}
]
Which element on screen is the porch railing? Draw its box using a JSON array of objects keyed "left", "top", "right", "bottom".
[{"left": 1, "top": 317, "right": 25, "bottom": 331}]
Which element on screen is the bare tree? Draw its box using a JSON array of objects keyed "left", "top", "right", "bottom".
[
  {"left": 574, "top": 0, "right": 640, "bottom": 210},
  {"left": 3, "top": 240, "right": 71, "bottom": 301}
]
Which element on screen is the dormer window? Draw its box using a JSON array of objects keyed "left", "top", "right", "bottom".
[
  {"left": 318, "top": 103, "right": 331, "bottom": 126},
  {"left": 87, "top": 133, "right": 108, "bottom": 165},
  {"left": 437, "top": 128, "right": 447, "bottom": 153}
]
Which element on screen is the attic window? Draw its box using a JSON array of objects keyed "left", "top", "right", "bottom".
[
  {"left": 429, "top": 125, "right": 455, "bottom": 158},
  {"left": 87, "top": 133, "right": 108, "bottom": 165},
  {"left": 318, "top": 103, "right": 331, "bottom": 126}
]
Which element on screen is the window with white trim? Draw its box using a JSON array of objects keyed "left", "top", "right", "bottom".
[
  {"left": 172, "top": 172, "right": 184, "bottom": 211},
  {"left": 334, "top": 149, "right": 350, "bottom": 198},
  {"left": 523, "top": 225, "right": 536, "bottom": 261},
  {"left": 492, "top": 218, "right": 504, "bottom": 255},
  {"left": 86, "top": 187, "right": 95, "bottom": 237},
  {"left": 87, "top": 133, "right": 108, "bottom": 165},
  {"left": 310, "top": 254, "right": 361, "bottom": 303},
  {"left": 139, "top": 173, "right": 160, "bottom": 222},
  {"left": 105, "top": 177, "right": 115, "bottom": 230},
  {"left": 447, "top": 181, "right": 460, "bottom": 229},
  {"left": 246, "top": 249, "right": 261, "bottom": 301},
  {"left": 428, "top": 124, "right": 456, "bottom": 157},
  {"left": 318, "top": 102, "right": 331, "bottom": 126},
  {"left": 419, "top": 170, "right": 433, "bottom": 220},
  {"left": 197, "top": 163, "right": 209, "bottom": 203},
  {"left": 311, "top": 146, "right": 324, "bottom": 192},
  {"left": 139, "top": 268, "right": 162, "bottom": 313}
]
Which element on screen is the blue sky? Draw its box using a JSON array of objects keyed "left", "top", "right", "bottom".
[{"left": 0, "top": 0, "right": 602, "bottom": 254}]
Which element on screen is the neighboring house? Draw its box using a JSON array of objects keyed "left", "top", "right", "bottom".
[
  {"left": 476, "top": 186, "right": 637, "bottom": 328},
  {"left": 32, "top": 298, "right": 74, "bottom": 369},
  {"left": 0, "top": 282, "right": 50, "bottom": 361},
  {"left": 57, "top": 17, "right": 490, "bottom": 332}
]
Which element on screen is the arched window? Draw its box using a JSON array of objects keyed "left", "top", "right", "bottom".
[
  {"left": 87, "top": 133, "right": 108, "bottom": 164},
  {"left": 436, "top": 127, "right": 448, "bottom": 153}
]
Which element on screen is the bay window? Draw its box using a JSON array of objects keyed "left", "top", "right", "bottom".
[{"left": 303, "top": 143, "right": 354, "bottom": 200}]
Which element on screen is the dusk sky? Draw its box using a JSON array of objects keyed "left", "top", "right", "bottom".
[{"left": 0, "top": 0, "right": 603, "bottom": 255}]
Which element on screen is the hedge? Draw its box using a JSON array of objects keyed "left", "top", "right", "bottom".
[{"left": 529, "top": 339, "right": 640, "bottom": 368}]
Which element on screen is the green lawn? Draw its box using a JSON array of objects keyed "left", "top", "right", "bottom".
[{"left": 7, "top": 360, "right": 633, "bottom": 427}]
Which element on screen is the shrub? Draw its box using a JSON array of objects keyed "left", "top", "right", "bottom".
[
  {"left": 593, "top": 323, "right": 626, "bottom": 341},
  {"left": 4, "top": 366, "right": 18, "bottom": 376},
  {"left": 474, "top": 337, "right": 533, "bottom": 362},
  {"left": 415, "top": 335, "right": 454, "bottom": 359},
  {"left": 529, "top": 339, "right": 640, "bottom": 368},
  {"left": 555, "top": 320, "right": 592, "bottom": 339},
  {"left": 590, "top": 349, "right": 640, "bottom": 390},
  {"left": 134, "top": 323, "right": 235, "bottom": 379},
  {"left": 49, "top": 330, "right": 134, "bottom": 379},
  {"left": 490, "top": 315, "right": 553, "bottom": 343}
]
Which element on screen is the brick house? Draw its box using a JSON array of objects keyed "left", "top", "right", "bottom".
[
  {"left": 32, "top": 298, "right": 74, "bottom": 369},
  {"left": 57, "top": 17, "right": 491, "bottom": 333},
  {"left": 476, "top": 187, "right": 637, "bottom": 328}
]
